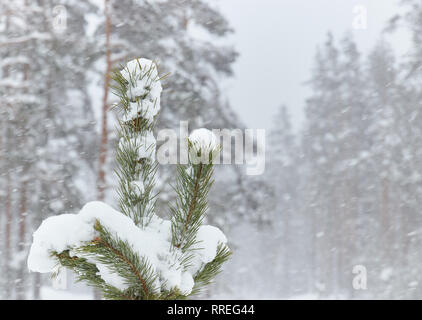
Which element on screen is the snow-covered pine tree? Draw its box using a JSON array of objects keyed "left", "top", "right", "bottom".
[
  {"left": 266, "top": 105, "right": 301, "bottom": 297},
  {"left": 27, "top": 58, "right": 230, "bottom": 300},
  {"left": 302, "top": 33, "right": 371, "bottom": 295},
  {"left": 386, "top": 0, "right": 422, "bottom": 298},
  {"left": 87, "top": 0, "right": 253, "bottom": 233}
]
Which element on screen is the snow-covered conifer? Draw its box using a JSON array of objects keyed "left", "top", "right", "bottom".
[{"left": 27, "top": 58, "right": 230, "bottom": 300}]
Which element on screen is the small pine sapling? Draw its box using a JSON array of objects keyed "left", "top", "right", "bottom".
[{"left": 27, "top": 58, "right": 231, "bottom": 300}]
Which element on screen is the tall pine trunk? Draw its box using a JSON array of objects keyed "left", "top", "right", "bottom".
[
  {"left": 97, "top": 0, "right": 112, "bottom": 202},
  {"left": 16, "top": 178, "right": 27, "bottom": 300},
  {"left": 94, "top": 0, "right": 113, "bottom": 300},
  {"left": 4, "top": 170, "right": 12, "bottom": 298}
]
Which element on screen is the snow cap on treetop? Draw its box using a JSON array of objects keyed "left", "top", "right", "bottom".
[
  {"left": 121, "top": 58, "right": 159, "bottom": 83},
  {"left": 188, "top": 128, "right": 220, "bottom": 164},
  {"left": 120, "top": 58, "right": 162, "bottom": 122}
]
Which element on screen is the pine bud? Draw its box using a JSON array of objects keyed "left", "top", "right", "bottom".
[{"left": 188, "top": 128, "right": 220, "bottom": 164}]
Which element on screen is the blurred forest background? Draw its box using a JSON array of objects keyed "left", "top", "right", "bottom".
[{"left": 2, "top": 0, "right": 422, "bottom": 299}]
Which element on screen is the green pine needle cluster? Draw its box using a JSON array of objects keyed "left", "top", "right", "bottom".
[{"left": 50, "top": 58, "right": 231, "bottom": 300}]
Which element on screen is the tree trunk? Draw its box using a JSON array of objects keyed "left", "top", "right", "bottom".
[
  {"left": 97, "top": 0, "right": 112, "bottom": 201},
  {"left": 4, "top": 170, "right": 11, "bottom": 298},
  {"left": 283, "top": 206, "right": 290, "bottom": 295},
  {"left": 2, "top": 13, "right": 11, "bottom": 299},
  {"left": 94, "top": 0, "right": 113, "bottom": 300},
  {"left": 16, "top": 179, "right": 27, "bottom": 300}
]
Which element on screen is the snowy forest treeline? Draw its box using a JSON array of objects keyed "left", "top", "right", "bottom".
[
  {"left": 1, "top": 0, "right": 422, "bottom": 299},
  {"left": 225, "top": 1, "right": 422, "bottom": 298}
]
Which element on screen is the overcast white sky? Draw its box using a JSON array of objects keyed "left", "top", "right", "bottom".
[{"left": 214, "top": 0, "right": 410, "bottom": 131}]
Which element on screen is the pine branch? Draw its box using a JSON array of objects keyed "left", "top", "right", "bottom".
[
  {"left": 83, "top": 221, "right": 158, "bottom": 299},
  {"left": 184, "top": 164, "right": 203, "bottom": 229},
  {"left": 175, "top": 163, "right": 204, "bottom": 249},
  {"left": 53, "top": 251, "right": 131, "bottom": 300},
  {"left": 93, "top": 238, "right": 149, "bottom": 295},
  {"left": 190, "top": 244, "right": 231, "bottom": 296},
  {"left": 171, "top": 163, "right": 214, "bottom": 256},
  {"left": 111, "top": 60, "right": 162, "bottom": 227}
]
